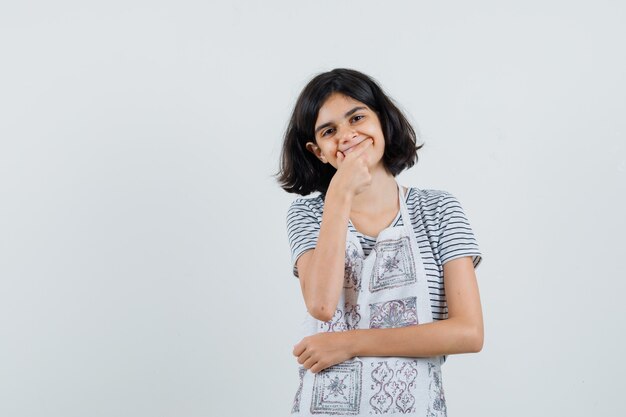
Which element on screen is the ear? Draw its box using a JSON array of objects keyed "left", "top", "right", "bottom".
[{"left": 305, "top": 141, "right": 327, "bottom": 163}]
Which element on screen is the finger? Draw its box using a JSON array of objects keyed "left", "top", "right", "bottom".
[
  {"left": 293, "top": 341, "right": 306, "bottom": 356},
  {"left": 310, "top": 361, "right": 326, "bottom": 374},
  {"left": 296, "top": 349, "right": 312, "bottom": 365},
  {"left": 336, "top": 151, "right": 344, "bottom": 167},
  {"left": 303, "top": 356, "right": 318, "bottom": 372}
]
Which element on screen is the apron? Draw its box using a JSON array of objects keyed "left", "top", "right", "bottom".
[{"left": 291, "top": 179, "right": 447, "bottom": 416}]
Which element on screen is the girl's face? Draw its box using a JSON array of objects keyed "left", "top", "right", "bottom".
[{"left": 306, "top": 93, "right": 385, "bottom": 171}]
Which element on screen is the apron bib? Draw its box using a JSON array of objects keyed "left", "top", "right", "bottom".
[{"left": 291, "top": 179, "right": 447, "bottom": 416}]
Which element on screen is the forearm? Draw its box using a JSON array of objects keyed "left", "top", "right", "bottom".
[
  {"left": 305, "top": 182, "right": 352, "bottom": 320},
  {"left": 347, "top": 317, "right": 483, "bottom": 358}
]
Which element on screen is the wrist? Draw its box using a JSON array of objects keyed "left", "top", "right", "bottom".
[
  {"left": 327, "top": 179, "right": 353, "bottom": 206},
  {"left": 346, "top": 329, "right": 362, "bottom": 358}
]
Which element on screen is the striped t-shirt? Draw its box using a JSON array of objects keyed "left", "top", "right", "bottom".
[{"left": 285, "top": 187, "right": 483, "bottom": 321}]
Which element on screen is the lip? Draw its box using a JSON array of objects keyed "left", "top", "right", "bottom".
[{"left": 341, "top": 138, "right": 368, "bottom": 154}]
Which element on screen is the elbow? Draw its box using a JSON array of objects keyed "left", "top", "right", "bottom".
[
  {"left": 467, "top": 324, "right": 484, "bottom": 353},
  {"left": 303, "top": 285, "right": 338, "bottom": 323},
  {"left": 455, "top": 319, "right": 483, "bottom": 353},
  {"left": 470, "top": 334, "right": 484, "bottom": 353},
  {"left": 308, "top": 303, "right": 335, "bottom": 323}
]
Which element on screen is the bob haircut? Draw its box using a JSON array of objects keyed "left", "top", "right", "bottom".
[{"left": 275, "top": 68, "right": 424, "bottom": 197}]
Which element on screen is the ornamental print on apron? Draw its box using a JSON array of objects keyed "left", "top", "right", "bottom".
[{"left": 291, "top": 179, "right": 447, "bottom": 417}]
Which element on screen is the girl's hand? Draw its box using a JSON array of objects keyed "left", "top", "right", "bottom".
[
  {"left": 293, "top": 331, "right": 355, "bottom": 374},
  {"left": 332, "top": 138, "right": 374, "bottom": 198}
]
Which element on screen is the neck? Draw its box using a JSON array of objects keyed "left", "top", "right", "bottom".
[{"left": 350, "top": 165, "right": 399, "bottom": 214}]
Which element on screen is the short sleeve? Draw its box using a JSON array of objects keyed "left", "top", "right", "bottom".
[
  {"left": 437, "top": 192, "right": 483, "bottom": 269},
  {"left": 286, "top": 198, "right": 321, "bottom": 278}
]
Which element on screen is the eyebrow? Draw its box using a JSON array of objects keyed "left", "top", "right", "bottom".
[{"left": 314, "top": 106, "right": 368, "bottom": 134}]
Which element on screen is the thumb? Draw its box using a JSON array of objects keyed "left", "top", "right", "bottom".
[{"left": 336, "top": 151, "right": 344, "bottom": 166}]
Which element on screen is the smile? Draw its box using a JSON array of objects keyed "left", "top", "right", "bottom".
[{"left": 343, "top": 139, "right": 369, "bottom": 154}]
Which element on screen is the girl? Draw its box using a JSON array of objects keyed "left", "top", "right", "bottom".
[{"left": 276, "top": 68, "right": 484, "bottom": 416}]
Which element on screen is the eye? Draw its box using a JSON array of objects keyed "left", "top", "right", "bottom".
[
  {"left": 351, "top": 114, "right": 365, "bottom": 123},
  {"left": 321, "top": 128, "right": 335, "bottom": 137}
]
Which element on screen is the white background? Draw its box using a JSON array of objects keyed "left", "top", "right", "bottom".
[{"left": 1, "top": 1, "right": 625, "bottom": 416}]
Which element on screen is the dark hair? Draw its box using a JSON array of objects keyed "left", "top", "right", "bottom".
[{"left": 274, "top": 68, "right": 424, "bottom": 197}]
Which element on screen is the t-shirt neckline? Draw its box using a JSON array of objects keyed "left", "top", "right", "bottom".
[{"left": 348, "top": 187, "right": 411, "bottom": 240}]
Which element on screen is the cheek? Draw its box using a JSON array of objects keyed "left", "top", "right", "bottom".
[{"left": 376, "top": 140, "right": 385, "bottom": 155}]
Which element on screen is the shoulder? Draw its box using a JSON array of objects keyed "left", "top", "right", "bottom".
[
  {"left": 405, "top": 187, "right": 457, "bottom": 210},
  {"left": 286, "top": 193, "right": 325, "bottom": 222},
  {"left": 407, "top": 186, "right": 454, "bottom": 197}
]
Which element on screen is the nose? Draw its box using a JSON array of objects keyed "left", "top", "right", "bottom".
[{"left": 337, "top": 122, "right": 357, "bottom": 145}]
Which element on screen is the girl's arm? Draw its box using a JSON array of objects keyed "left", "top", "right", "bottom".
[
  {"left": 348, "top": 256, "right": 483, "bottom": 357},
  {"left": 293, "top": 256, "right": 483, "bottom": 372},
  {"left": 297, "top": 181, "right": 353, "bottom": 322}
]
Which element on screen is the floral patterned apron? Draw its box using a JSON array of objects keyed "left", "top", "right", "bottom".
[{"left": 291, "top": 179, "right": 447, "bottom": 416}]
